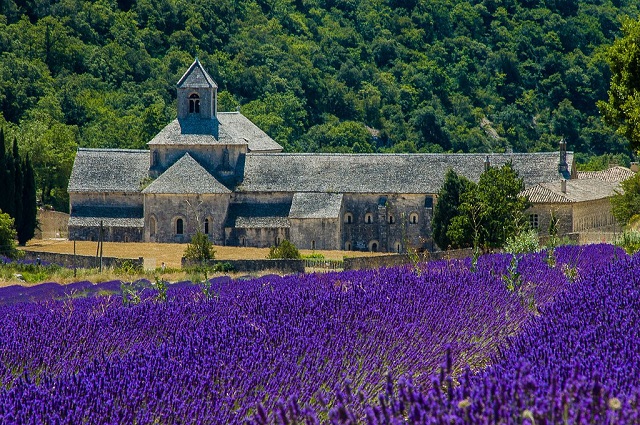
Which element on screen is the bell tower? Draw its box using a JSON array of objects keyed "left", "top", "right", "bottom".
[{"left": 176, "top": 58, "right": 218, "bottom": 120}]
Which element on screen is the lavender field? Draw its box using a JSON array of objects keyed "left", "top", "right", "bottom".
[{"left": 0, "top": 244, "right": 637, "bottom": 423}]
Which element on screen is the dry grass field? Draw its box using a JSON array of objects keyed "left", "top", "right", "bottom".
[{"left": 22, "top": 240, "right": 383, "bottom": 269}]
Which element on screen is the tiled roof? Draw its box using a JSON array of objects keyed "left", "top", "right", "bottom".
[
  {"left": 289, "top": 193, "right": 343, "bottom": 219},
  {"left": 148, "top": 113, "right": 282, "bottom": 152},
  {"left": 69, "top": 217, "right": 145, "bottom": 228},
  {"left": 238, "top": 152, "right": 573, "bottom": 194},
  {"left": 522, "top": 179, "right": 620, "bottom": 204},
  {"left": 176, "top": 59, "right": 217, "bottom": 88},
  {"left": 69, "top": 205, "right": 144, "bottom": 228},
  {"left": 217, "top": 112, "right": 283, "bottom": 152},
  {"left": 577, "top": 166, "right": 635, "bottom": 182},
  {"left": 142, "top": 153, "right": 231, "bottom": 194},
  {"left": 225, "top": 203, "right": 291, "bottom": 228},
  {"left": 68, "top": 149, "right": 149, "bottom": 193}
]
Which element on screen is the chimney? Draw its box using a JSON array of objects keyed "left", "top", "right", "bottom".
[
  {"left": 484, "top": 155, "right": 491, "bottom": 171},
  {"left": 558, "top": 139, "right": 568, "bottom": 175},
  {"left": 631, "top": 162, "right": 639, "bottom": 173},
  {"left": 561, "top": 179, "right": 567, "bottom": 193}
]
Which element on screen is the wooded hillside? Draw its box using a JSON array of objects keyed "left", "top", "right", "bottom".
[{"left": 0, "top": 0, "right": 638, "bottom": 210}]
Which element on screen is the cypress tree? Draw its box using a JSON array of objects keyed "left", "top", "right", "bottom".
[
  {"left": 12, "top": 137, "right": 23, "bottom": 234},
  {"left": 2, "top": 137, "right": 15, "bottom": 218},
  {"left": 18, "top": 154, "right": 37, "bottom": 246},
  {"left": 0, "top": 128, "right": 7, "bottom": 215}
]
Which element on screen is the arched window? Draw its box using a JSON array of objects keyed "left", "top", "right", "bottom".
[
  {"left": 152, "top": 150, "right": 159, "bottom": 167},
  {"left": 204, "top": 218, "right": 210, "bottom": 235},
  {"left": 369, "top": 241, "right": 378, "bottom": 252},
  {"left": 365, "top": 213, "right": 373, "bottom": 224},
  {"left": 345, "top": 241, "right": 352, "bottom": 250},
  {"left": 409, "top": 212, "right": 419, "bottom": 224},
  {"left": 241, "top": 238, "right": 246, "bottom": 247},
  {"left": 344, "top": 212, "right": 353, "bottom": 224},
  {"left": 176, "top": 218, "right": 184, "bottom": 235},
  {"left": 395, "top": 242, "right": 401, "bottom": 253},
  {"left": 189, "top": 93, "right": 200, "bottom": 114},
  {"left": 149, "top": 216, "right": 157, "bottom": 236},
  {"left": 311, "top": 240, "right": 316, "bottom": 250},
  {"left": 388, "top": 214, "right": 395, "bottom": 224}
]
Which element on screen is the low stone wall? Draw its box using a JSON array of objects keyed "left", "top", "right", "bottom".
[
  {"left": 182, "top": 258, "right": 305, "bottom": 274},
  {"left": 21, "top": 251, "right": 144, "bottom": 270},
  {"left": 343, "top": 248, "right": 474, "bottom": 270}
]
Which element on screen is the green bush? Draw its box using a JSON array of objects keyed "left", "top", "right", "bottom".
[
  {"left": 616, "top": 231, "right": 640, "bottom": 254},
  {"left": 503, "top": 229, "right": 540, "bottom": 254},
  {"left": 184, "top": 232, "right": 216, "bottom": 263},
  {"left": 267, "top": 240, "right": 301, "bottom": 259}
]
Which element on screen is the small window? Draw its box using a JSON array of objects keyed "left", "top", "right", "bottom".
[
  {"left": 276, "top": 236, "right": 281, "bottom": 245},
  {"left": 124, "top": 235, "right": 129, "bottom": 243},
  {"left": 395, "top": 242, "right": 401, "bottom": 253},
  {"left": 529, "top": 214, "right": 539, "bottom": 229},
  {"left": 311, "top": 240, "right": 316, "bottom": 250},
  {"left": 425, "top": 196, "right": 434, "bottom": 208},
  {"left": 345, "top": 241, "right": 351, "bottom": 250},
  {"left": 409, "top": 213, "right": 419, "bottom": 224},
  {"left": 369, "top": 241, "right": 378, "bottom": 252},
  {"left": 344, "top": 213, "right": 353, "bottom": 224},
  {"left": 388, "top": 215, "right": 395, "bottom": 224},
  {"left": 189, "top": 93, "right": 200, "bottom": 114},
  {"left": 241, "top": 238, "right": 246, "bottom": 247},
  {"left": 365, "top": 213, "right": 373, "bottom": 224},
  {"left": 176, "top": 218, "right": 184, "bottom": 235},
  {"left": 204, "top": 218, "right": 209, "bottom": 235}
]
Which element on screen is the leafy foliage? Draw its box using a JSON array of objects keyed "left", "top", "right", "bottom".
[
  {"left": 599, "top": 18, "right": 640, "bottom": 153},
  {"left": 610, "top": 172, "right": 640, "bottom": 226},
  {"left": 183, "top": 231, "right": 216, "bottom": 263},
  {"left": 436, "top": 164, "right": 529, "bottom": 250},
  {"left": 0, "top": 212, "right": 17, "bottom": 258},
  {"left": 267, "top": 239, "right": 301, "bottom": 259},
  {"left": 432, "top": 168, "right": 472, "bottom": 250}
]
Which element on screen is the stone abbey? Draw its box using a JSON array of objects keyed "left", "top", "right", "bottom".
[{"left": 69, "top": 59, "right": 622, "bottom": 252}]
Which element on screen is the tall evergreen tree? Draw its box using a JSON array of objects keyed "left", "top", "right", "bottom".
[
  {"left": 12, "top": 137, "right": 23, "bottom": 234},
  {"left": 3, "top": 139, "right": 15, "bottom": 219},
  {"left": 18, "top": 154, "right": 37, "bottom": 246},
  {"left": 0, "top": 128, "right": 7, "bottom": 215}
]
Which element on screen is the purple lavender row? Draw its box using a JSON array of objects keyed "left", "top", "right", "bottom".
[{"left": 0, "top": 245, "right": 623, "bottom": 423}]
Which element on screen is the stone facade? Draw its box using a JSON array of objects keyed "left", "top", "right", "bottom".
[{"left": 68, "top": 59, "right": 600, "bottom": 253}]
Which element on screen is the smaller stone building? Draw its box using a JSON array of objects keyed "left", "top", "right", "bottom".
[{"left": 522, "top": 166, "right": 635, "bottom": 236}]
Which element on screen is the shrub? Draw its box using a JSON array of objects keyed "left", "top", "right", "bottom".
[
  {"left": 184, "top": 232, "right": 216, "bottom": 262},
  {"left": 504, "top": 228, "right": 540, "bottom": 254},
  {"left": 267, "top": 239, "right": 301, "bottom": 259},
  {"left": 616, "top": 231, "right": 640, "bottom": 254},
  {"left": 0, "top": 212, "right": 17, "bottom": 259}
]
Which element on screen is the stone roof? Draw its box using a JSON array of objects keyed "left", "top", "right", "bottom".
[
  {"left": 238, "top": 152, "right": 573, "bottom": 194},
  {"left": 68, "top": 149, "right": 149, "bottom": 193},
  {"left": 522, "top": 179, "right": 620, "bottom": 204},
  {"left": 176, "top": 59, "right": 217, "bottom": 89},
  {"left": 148, "top": 113, "right": 282, "bottom": 152},
  {"left": 69, "top": 217, "right": 145, "bottom": 228},
  {"left": 226, "top": 203, "right": 291, "bottom": 228},
  {"left": 289, "top": 193, "right": 343, "bottom": 219},
  {"left": 69, "top": 205, "right": 144, "bottom": 228},
  {"left": 577, "top": 166, "right": 635, "bottom": 182},
  {"left": 218, "top": 112, "right": 283, "bottom": 152},
  {"left": 142, "top": 153, "right": 231, "bottom": 194}
]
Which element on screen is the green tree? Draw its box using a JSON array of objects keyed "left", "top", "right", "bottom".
[
  {"left": 432, "top": 169, "right": 473, "bottom": 249},
  {"left": 18, "top": 154, "right": 37, "bottom": 246},
  {"left": 599, "top": 18, "right": 640, "bottom": 153},
  {"left": 0, "top": 211, "right": 17, "bottom": 258},
  {"left": 11, "top": 137, "right": 23, "bottom": 235},
  {"left": 611, "top": 172, "right": 640, "bottom": 226},
  {"left": 184, "top": 231, "right": 216, "bottom": 262},
  {"left": 267, "top": 239, "right": 301, "bottom": 259},
  {"left": 440, "top": 164, "right": 529, "bottom": 250}
]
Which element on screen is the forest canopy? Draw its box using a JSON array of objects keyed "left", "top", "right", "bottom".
[{"left": 0, "top": 0, "right": 638, "bottom": 210}]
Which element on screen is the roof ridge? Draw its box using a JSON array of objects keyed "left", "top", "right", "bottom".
[
  {"left": 78, "top": 148, "right": 149, "bottom": 153},
  {"left": 176, "top": 58, "right": 217, "bottom": 88}
]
